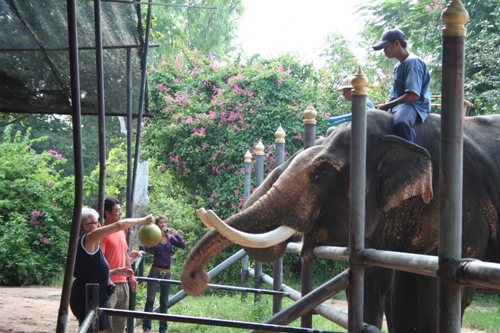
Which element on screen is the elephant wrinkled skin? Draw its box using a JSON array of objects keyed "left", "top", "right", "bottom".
[{"left": 181, "top": 110, "right": 500, "bottom": 333}]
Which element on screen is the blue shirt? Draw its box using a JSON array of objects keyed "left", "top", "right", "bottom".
[
  {"left": 366, "top": 99, "right": 375, "bottom": 110},
  {"left": 389, "top": 53, "right": 431, "bottom": 121}
]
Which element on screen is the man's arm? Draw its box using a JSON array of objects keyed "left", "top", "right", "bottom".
[
  {"left": 377, "top": 92, "right": 419, "bottom": 111},
  {"left": 124, "top": 250, "right": 138, "bottom": 292}
]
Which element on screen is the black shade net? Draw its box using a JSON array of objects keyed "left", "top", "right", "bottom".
[{"left": 0, "top": 0, "right": 145, "bottom": 116}]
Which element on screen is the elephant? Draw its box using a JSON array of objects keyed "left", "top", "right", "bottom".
[{"left": 180, "top": 109, "right": 500, "bottom": 333}]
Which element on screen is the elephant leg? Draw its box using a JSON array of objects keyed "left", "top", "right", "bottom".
[
  {"left": 363, "top": 267, "right": 394, "bottom": 329},
  {"left": 461, "top": 286, "right": 476, "bottom": 319},
  {"left": 416, "top": 274, "right": 438, "bottom": 333},
  {"left": 387, "top": 271, "right": 419, "bottom": 333}
]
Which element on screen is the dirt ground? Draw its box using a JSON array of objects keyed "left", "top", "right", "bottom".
[{"left": 0, "top": 286, "right": 490, "bottom": 333}]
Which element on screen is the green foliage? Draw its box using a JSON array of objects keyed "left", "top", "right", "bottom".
[
  {"left": 462, "top": 294, "right": 500, "bottom": 333},
  {"left": 358, "top": 0, "right": 500, "bottom": 115},
  {"left": 143, "top": 50, "right": 330, "bottom": 221},
  {"left": 0, "top": 126, "right": 75, "bottom": 285},
  {"left": 145, "top": 0, "right": 244, "bottom": 66}
]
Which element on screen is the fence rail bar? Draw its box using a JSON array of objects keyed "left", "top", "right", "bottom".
[
  {"left": 313, "top": 246, "right": 349, "bottom": 261},
  {"left": 77, "top": 310, "right": 97, "bottom": 333},
  {"left": 462, "top": 261, "right": 500, "bottom": 290},
  {"left": 100, "top": 308, "right": 342, "bottom": 333},
  {"left": 247, "top": 268, "right": 384, "bottom": 333},
  {"left": 288, "top": 243, "right": 500, "bottom": 290},
  {"left": 255, "top": 269, "right": 349, "bottom": 328},
  {"left": 136, "top": 276, "right": 289, "bottom": 295},
  {"left": 166, "top": 248, "right": 248, "bottom": 307},
  {"left": 363, "top": 249, "right": 438, "bottom": 277}
]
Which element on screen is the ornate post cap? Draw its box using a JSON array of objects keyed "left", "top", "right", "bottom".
[
  {"left": 244, "top": 150, "right": 252, "bottom": 163},
  {"left": 255, "top": 140, "right": 265, "bottom": 156},
  {"left": 275, "top": 124, "right": 286, "bottom": 144},
  {"left": 303, "top": 102, "right": 317, "bottom": 125},
  {"left": 351, "top": 66, "right": 368, "bottom": 97},
  {"left": 442, "top": 0, "right": 469, "bottom": 37}
]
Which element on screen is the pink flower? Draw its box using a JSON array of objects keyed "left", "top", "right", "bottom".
[
  {"left": 296, "top": 113, "right": 301, "bottom": 119},
  {"left": 47, "top": 149, "right": 63, "bottom": 159},
  {"left": 170, "top": 156, "right": 179, "bottom": 163},
  {"left": 294, "top": 134, "right": 303, "bottom": 141},
  {"left": 202, "top": 144, "right": 207, "bottom": 150},
  {"left": 186, "top": 116, "right": 194, "bottom": 124},
  {"left": 239, "top": 197, "right": 244, "bottom": 207},
  {"left": 277, "top": 78, "right": 283, "bottom": 85}
]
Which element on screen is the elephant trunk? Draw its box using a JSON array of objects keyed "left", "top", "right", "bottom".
[
  {"left": 181, "top": 195, "right": 289, "bottom": 295},
  {"left": 180, "top": 229, "right": 233, "bottom": 295}
]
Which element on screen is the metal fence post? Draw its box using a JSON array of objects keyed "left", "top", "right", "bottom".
[
  {"left": 301, "top": 103, "right": 317, "bottom": 328},
  {"left": 242, "top": 150, "right": 252, "bottom": 299},
  {"left": 438, "top": 2, "right": 468, "bottom": 332},
  {"left": 254, "top": 140, "right": 265, "bottom": 303},
  {"left": 86, "top": 283, "right": 99, "bottom": 333},
  {"left": 348, "top": 67, "right": 368, "bottom": 333},
  {"left": 273, "top": 125, "right": 286, "bottom": 314}
]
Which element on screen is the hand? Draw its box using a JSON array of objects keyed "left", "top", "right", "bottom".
[
  {"left": 129, "top": 275, "right": 138, "bottom": 292},
  {"left": 144, "top": 214, "right": 155, "bottom": 224},
  {"left": 129, "top": 250, "right": 144, "bottom": 259},
  {"left": 376, "top": 103, "right": 391, "bottom": 111},
  {"left": 170, "top": 228, "right": 179, "bottom": 236},
  {"left": 110, "top": 267, "right": 134, "bottom": 277}
]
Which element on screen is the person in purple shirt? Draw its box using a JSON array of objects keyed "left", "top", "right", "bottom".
[
  {"left": 373, "top": 29, "right": 431, "bottom": 143},
  {"left": 142, "top": 216, "right": 186, "bottom": 333}
]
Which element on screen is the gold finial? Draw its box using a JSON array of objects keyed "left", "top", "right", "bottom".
[
  {"left": 351, "top": 66, "right": 368, "bottom": 97},
  {"left": 441, "top": 0, "right": 469, "bottom": 37},
  {"left": 255, "top": 140, "right": 265, "bottom": 156},
  {"left": 303, "top": 102, "right": 317, "bottom": 125},
  {"left": 275, "top": 124, "right": 286, "bottom": 144},
  {"left": 244, "top": 150, "right": 252, "bottom": 163}
]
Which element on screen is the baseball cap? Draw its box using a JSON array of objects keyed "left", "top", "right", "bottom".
[
  {"left": 372, "top": 29, "right": 406, "bottom": 51},
  {"left": 336, "top": 76, "right": 354, "bottom": 92}
]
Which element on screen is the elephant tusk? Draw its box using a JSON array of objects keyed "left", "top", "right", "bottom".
[
  {"left": 197, "top": 208, "right": 214, "bottom": 230},
  {"left": 204, "top": 210, "right": 297, "bottom": 248}
]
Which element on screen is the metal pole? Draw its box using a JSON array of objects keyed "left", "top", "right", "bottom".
[
  {"left": 56, "top": 1, "right": 83, "bottom": 332},
  {"left": 247, "top": 268, "right": 384, "bottom": 333},
  {"left": 439, "top": 2, "right": 468, "bottom": 332},
  {"left": 94, "top": 0, "right": 107, "bottom": 222},
  {"left": 126, "top": 48, "right": 133, "bottom": 220},
  {"left": 131, "top": 0, "right": 153, "bottom": 216},
  {"left": 241, "top": 150, "right": 252, "bottom": 299},
  {"left": 254, "top": 140, "right": 265, "bottom": 303},
  {"left": 168, "top": 249, "right": 248, "bottom": 307},
  {"left": 348, "top": 67, "right": 368, "bottom": 333},
  {"left": 273, "top": 125, "right": 286, "bottom": 314},
  {"left": 86, "top": 284, "right": 100, "bottom": 333},
  {"left": 301, "top": 103, "right": 317, "bottom": 328}
]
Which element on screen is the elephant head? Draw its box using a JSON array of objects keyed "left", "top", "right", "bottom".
[{"left": 181, "top": 110, "right": 433, "bottom": 296}]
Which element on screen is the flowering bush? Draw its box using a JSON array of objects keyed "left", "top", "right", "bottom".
[
  {"left": 143, "top": 50, "right": 331, "bottom": 218},
  {"left": 0, "top": 126, "right": 74, "bottom": 285}
]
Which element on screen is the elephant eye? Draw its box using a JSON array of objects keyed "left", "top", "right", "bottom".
[{"left": 312, "top": 164, "right": 333, "bottom": 181}]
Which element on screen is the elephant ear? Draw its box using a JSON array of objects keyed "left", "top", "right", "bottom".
[{"left": 376, "top": 135, "right": 433, "bottom": 212}]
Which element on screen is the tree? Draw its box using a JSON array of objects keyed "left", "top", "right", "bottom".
[
  {"left": 145, "top": 0, "right": 244, "bottom": 65},
  {"left": 357, "top": 0, "right": 500, "bottom": 114},
  {"left": 0, "top": 126, "right": 75, "bottom": 285},
  {"left": 143, "top": 50, "right": 330, "bottom": 219}
]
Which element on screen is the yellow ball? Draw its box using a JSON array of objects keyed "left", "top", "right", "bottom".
[{"left": 138, "top": 223, "right": 162, "bottom": 247}]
